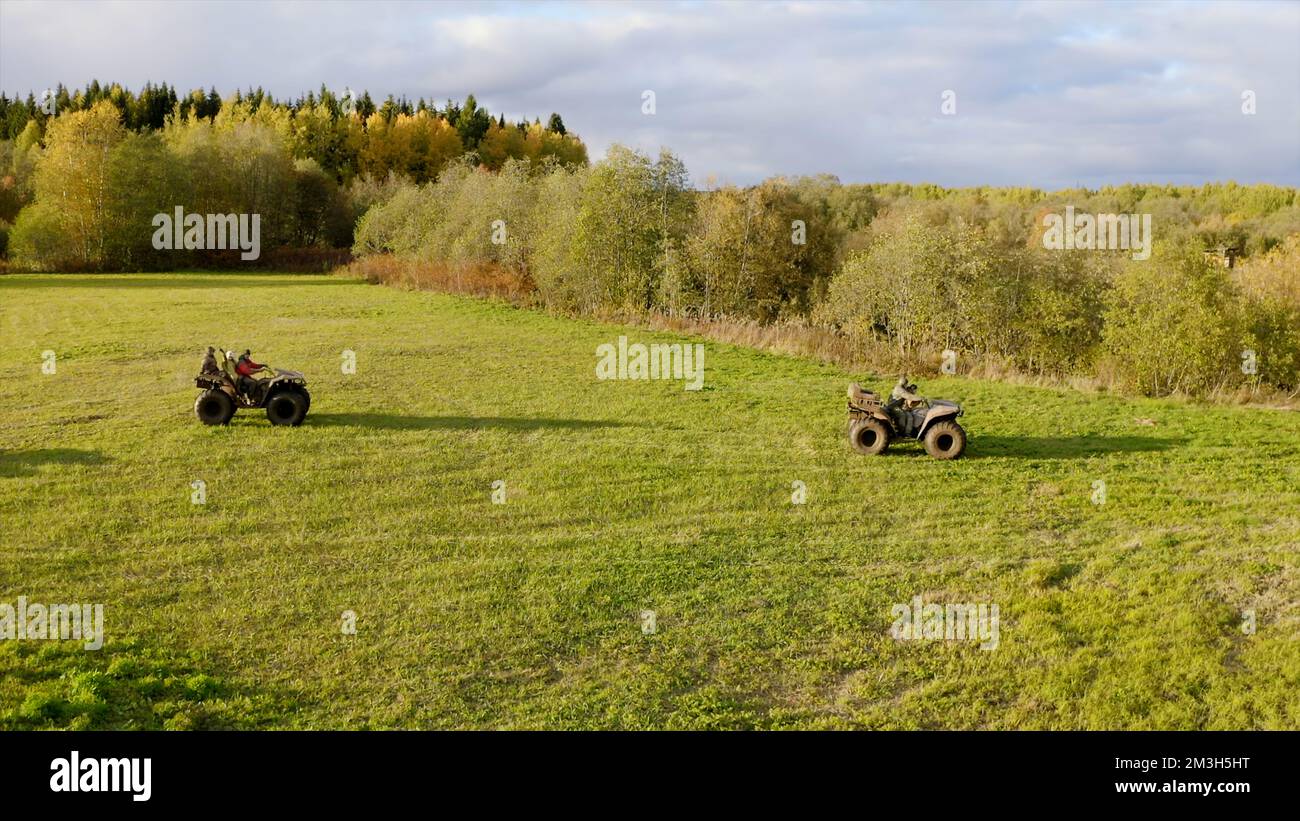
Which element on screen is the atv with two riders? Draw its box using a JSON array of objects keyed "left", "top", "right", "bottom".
[
  {"left": 194, "top": 347, "right": 311, "bottom": 426},
  {"left": 846, "top": 376, "right": 966, "bottom": 460}
]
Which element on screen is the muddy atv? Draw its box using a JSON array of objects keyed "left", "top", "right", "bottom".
[
  {"left": 846, "top": 377, "right": 966, "bottom": 460},
  {"left": 194, "top": 348, "right": 311, "bottom": 426}
]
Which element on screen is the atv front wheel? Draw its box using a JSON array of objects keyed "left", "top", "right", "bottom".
[
  {"left": 195, "top": 389, "right": 235, "bottom": 425},
  {"left": 923, "top": 420, "right": 966, "bottom": 460},
  {"left": 266, "top": 388, "right": 308, "bottom": 426},
  {"left": 848, "top": 417, "right": 890, "bottom": 456}
]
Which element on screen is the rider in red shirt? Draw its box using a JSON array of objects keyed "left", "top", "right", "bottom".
[
  {"left": 235, "top": 350, "right": 272, "bottom": 399},
  {"left": 236, "top": 350, "right": 267, "bottom": 378}
]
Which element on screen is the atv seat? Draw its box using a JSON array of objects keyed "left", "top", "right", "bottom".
[{"left": 847, "top": 382, "right": 882, "bottom": 409}]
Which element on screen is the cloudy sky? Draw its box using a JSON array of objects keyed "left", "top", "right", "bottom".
[{"left": 2, "top": 0, "right": 1297, "bottom": 188}]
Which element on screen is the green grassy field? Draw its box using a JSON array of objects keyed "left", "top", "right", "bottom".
[{"left": 1, "top": 272, "right": 1298, "bottom": 729}]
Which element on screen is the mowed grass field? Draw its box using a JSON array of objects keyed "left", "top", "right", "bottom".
[{"left": 1, "top": 272, "right": 1298, "bottom": 730}]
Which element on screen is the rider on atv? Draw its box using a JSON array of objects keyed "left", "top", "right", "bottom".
[
  {"left": 235, "top": 350, "right": 273, "bottom": 402},
  {"left": 847, "top": 375, "right": 967, "bottom": 459},
  {"left": 194, "top": 345, "right": 311, "bottom": 427},
  {"left": 890, "top": 376, "right": 925, "bottom": 408},
  {"left": 236, "top": 350, "right": 270, "bottom": 378},
  {"left": 200, "top": 346, "right": 222, "bottom": 376}
]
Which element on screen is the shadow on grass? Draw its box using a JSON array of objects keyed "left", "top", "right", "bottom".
[
  {"left": 965, "top": 434, "right": 1182, "bottom": 459},
  {"left": 0, "top": 448, "right": 109, "bottom": 478},
  {"left": 307, "top": 413, "right": 632, "bottom": 431}
]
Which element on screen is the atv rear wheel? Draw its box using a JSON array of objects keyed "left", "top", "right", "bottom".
[
  {"left": 266, "top": 388, "right": 308, "bottom": 426},
  {"left": 195, "top": 389, "right": 235, "bottom": 425},
  {"left": 848, "top": 417, "right": 890, "bottom": 456},
  {"left": 923, "top": 420, "right": 966, "bottom": 460}
]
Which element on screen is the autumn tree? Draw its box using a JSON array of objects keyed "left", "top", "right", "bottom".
[{"left": 25, "top": 101, "right": 127, "bottom": 268}]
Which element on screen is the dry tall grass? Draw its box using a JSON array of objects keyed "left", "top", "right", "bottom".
[{"left": 342, "top": 255, "right": 533, "bottom": 302}]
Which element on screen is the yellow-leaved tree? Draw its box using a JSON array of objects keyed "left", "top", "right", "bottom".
[
  {"left": 360, "top": 112, "right": 462, "bottom": 184},
  {"left": 21, "top": 101, "right": 126, "bottom": 269}
]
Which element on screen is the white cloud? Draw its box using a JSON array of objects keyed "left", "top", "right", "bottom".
[{"left": 1, "top": 0, "right": 1296, "bottom": 187}]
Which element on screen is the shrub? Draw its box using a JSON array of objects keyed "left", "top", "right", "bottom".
[
  {"left": 1234, "top": 235, "right": 1300, "bottom": 390},
  {"left": 291, "top": 158, "right": 353, "bottom": 247},
  {"left": 1016, "top": 249, "right": 1112, "bottom": 373},
  {"left": 351, "top": 180, "right": 428, "bottom": 256},
  {"left": 530, "top": 164, "right": 587, "bottom": 310},
  {"left": 346, "top": 170, "right": 411, "bottom": 223},
  {"left": 1102, "top": 242, "right": 1245, "bottom": 396},
  {"left": 682, "top": 179, "right": 837, "bottom": 320},
  {"left": 9, "top": 201, "right": 76, "bottom": 270},
  {"left": 816, "top": 216, "right": 978, "bottom": 355}
]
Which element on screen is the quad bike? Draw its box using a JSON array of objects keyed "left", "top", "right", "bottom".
[
  {"left": 846, "top": 377, "right": 966, "bottom": 460},
  {"left": 193, "top": 348, "right": 311, "bottom": 426}
]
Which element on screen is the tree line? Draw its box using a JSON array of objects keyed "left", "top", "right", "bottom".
[
  {"left": 0, "top": 87, "right": 587, "bottom": 266},
  {"left": 1, "top": 80, "right": 578, "bottom": 156},
  {"left": 352, "top": 152, "right": 1300, "bottom": 397},
  {"left": 2, "top": 89, "right": 1296, "bottom": 397},
  {"left": 0, "top": 82, "right": 587, "bottom": 231}
]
